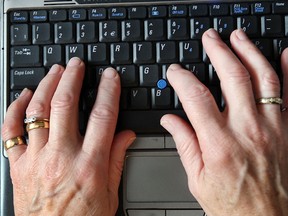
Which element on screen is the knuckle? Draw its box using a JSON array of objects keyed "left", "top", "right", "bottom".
[
  {"left": 227, "top": 67, "right": 251, "bottom": 85},
  {"left": 89, "top": 104, "right": 117, "bottom": 123},
  {"left": 262, "top": 71, "right": 280, "bottom": 92},
  {"left": 51, "top": 92, "right": 77, "bottom": 111},
  {"left": 182, "top": 84, "right": 212, "bottom": 105},
  {"left": 26, "top": 101, "right": 47, "bottom": 116}
]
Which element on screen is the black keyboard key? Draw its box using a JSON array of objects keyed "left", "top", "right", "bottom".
[
  {"left": 128, "top": 7, "right": 147, "bottom": 19},
  {"left": 273, "top": 2, "right": 288, "bottom": 14},
  {"left": 88, "top": 8, "right": 106, "bottom": 20},
  {"left": 210, "top": 4, "right": 229, "bottom": 16},
  {"left": 237, "top": 16, "right": 259, "bottom": 37},
  {"left": 32, "top": 23, "right": 52, "bottom": 45},
  {"left": 111, "top": 43, "right": 131, "bottom": 64},
  {"left": 10, "top": 90, "right": 22, "bottom": 103},
  {"left": 11, "top": 24, "right": 30, "bottom": 45},
  {"left": 117, "top": 65, "right": 138, "bottom": 87},
  {"left": 30, "top": 10, "right": 48, "bottom": 22},
  {"left": 179, "top": 41, "right": 201, "bottom": 63},
  {"left": 49, "top": 10, "right": 67, "bottom": 21},
  {"left": 274, "top": 38, "right": 288, "bottom": 58},
  {"left": 252, "top": 2, "right": 271, "bottom": 14},
  {"left": 252, "top": 39, "right": 273, "bottom": 58},
  {"left": 130, "top": 88, "right": 150, "bottom": 109},
  {"left": 117, "top": 110, "right": 186, "bottom": 133},
  {"left": 69, "top": 9, "right": 86, "bottom": 20},
  {"left": 43, "top": 45, "right": 64, "bottom": 67},
  {"left": 156, "top": 41, "right": 177, "bottom": 64},
  {"left": 261, "top": 15, "right": 284, "bottom": 37},
  {"left": 133, "top": 42, "right": 154, "bottom": 64},
  {"left": 190, "top": 17, "right": 211, "bottom": 39},
  {"left": 55, "top": 22, "right": 75, "bottom": 44},
  {"left": 148, "top": 6, "right": 167, "bottom": 18},
  {"left": 189, "top": 4, "right": 208, "bottom": 16},
  {"left": 214, "top": 17, "right": 235, "bottom": 38},
  {"left": 10, "top": 68, "right": 45, "bottom": 89},
  {"left": 122, "top": 20, "right": 143, "bottom": 41},
  {"left": 144, "top": 19, "right": 165, "bottom": 41},
  {"left": 108, "top": 7, "right": 126, "bottom": 19},
  {"left": 140, "top": 65, "right": 160, "bottom": 86},
  {"left": 88, "top": 43, "right": 108, "bottom": 65},
  {"left": 11, "top": 46, "right": 41, "bottom": 67},
  {"left": 99, "top": 21, "right": 120, "bottom": 42},
  {"left": 185, "top": 63, "right": 206, "bottom": 83},
  {"left": 231, "top": 3, "right": 250, "bottom": 15},
  {"left": 10, "top": 11, "right": 28, "bottom": 23},
  {"left": 65, "top": 44, "right": 85, "bottom": 63},
  {"left": 77, "top": 21, "right": 97, "bottom": 43},
  {"left": 167, "top": 18, "right": 189, "bottom": 40},
  {"left": 169, "top": 5, "right": 187, "bottom": 17},
  {"left": 152, "top": 87, "right": 172, "bottom": 109}
]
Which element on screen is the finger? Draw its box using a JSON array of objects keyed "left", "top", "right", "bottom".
[
  {"left": 108, "top": 130, "right": 136, "bottom": 193},
  {"left": 167, "top": 64, "right": 223, "bottom": 137},
  {"left": 48, "top": 57, "right": 85, "bottom": 149},
  {"left": 281, "top": 48, "right": 288, "bottom": 121},
  {"left": 230, "top": 29, "right": 281, "bottom": 118},
  {"left": 1, "top": 89, "right": 33, "bottom": 163},
  {"left": 83, "top": 68, "right": 121, "bottom": 166},
  {"left": 160, "top": 114, "right": 203, "bottom": 194},
  {"left": 26, "top": 64, "right": 64, "bottom": 154},
  {"left": 202, "top": 29, "right": 256, "bottom": 117}
]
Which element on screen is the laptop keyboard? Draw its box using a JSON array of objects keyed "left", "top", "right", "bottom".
[{"left": 8, "top": 2, "right": 287, "bottom": 135}]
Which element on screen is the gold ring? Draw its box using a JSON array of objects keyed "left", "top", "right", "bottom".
[
  {"left": 26, "top": 121, "right": 50, "bottom": 132},
  {"left": 4, "top": 136, "right": 27, "bottom": 151},
  {"left": 256, "top": 97, "right": 283, "bottom": 105}
]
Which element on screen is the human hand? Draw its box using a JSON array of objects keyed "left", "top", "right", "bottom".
[
  {"left": 161, "top": 29, "right": 288, "bottom": 215},
  {"left": 2, "top": 58, "right": 135, "bottom": 216}
]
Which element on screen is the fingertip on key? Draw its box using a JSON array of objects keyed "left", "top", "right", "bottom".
[{"left": 67, "top": 57, "right": 82, "bottom": 66}]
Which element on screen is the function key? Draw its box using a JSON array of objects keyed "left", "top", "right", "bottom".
[
  {"left": 148, "top": 6, "right": 167, "bottom": 18},
  {"left": 69, "top": 9, "right": 86, "bottom": 20},
  {"left": 252, "top": 2, "right": 271, "bottom": 14},
  {"left": 128, "top": 7, "right": 147, "bottom": 19},
  {"left": 169, "top": 5, "right": 187, "bottom": 17},
  {"left": 88, "top": 8, "right": 106, "bottom": 20},
  {"left": 209, "top": 4, "right": 229, "bottom": 16},
  {"left": 231, "top": 3, "right": 250, "bottom": 15},
  {"left": 30, "top": 10, "right": 48, "bottom": 22},
  {"left": 273, "top": 2, "right": 288, "bottom": 14},
  {"left": 10, "top": 11, "right": 28, "bottom": 23},
  {"left": 189, "top": 4, "right": 208, "bottom": 16},
  {"left": 49, "top": 10, "right": 67, "bottom": 21},
  {"left": 108, "top": 7, "right": 126, "bottom": 19}
]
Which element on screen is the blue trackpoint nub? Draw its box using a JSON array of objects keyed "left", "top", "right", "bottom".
[{"left": 157, "top": 79, "right": 167, "bottom": 90}]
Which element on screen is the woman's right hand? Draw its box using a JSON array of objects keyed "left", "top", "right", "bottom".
[{"left": 161, "top": 29, "right": 288, "bottom": 216}]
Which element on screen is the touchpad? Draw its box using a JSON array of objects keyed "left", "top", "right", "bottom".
[{"left": 124, "top": 153, "right": 196, "bottom": 202}]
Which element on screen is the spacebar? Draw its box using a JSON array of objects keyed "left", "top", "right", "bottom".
[{"left": 117, "top": 110, "right": 187, "bottom": 134}]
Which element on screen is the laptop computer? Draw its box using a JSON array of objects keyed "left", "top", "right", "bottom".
[{"left": 1, "top": 0, "right": 286, "bottom": 215}]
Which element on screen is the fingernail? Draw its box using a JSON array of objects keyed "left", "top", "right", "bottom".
[
  {"left": 68, "top": 57, "right": 82, "bottom": 66},
  {"left": 168, "top": 64, "right": 182, "bottom": 72},
  {"left": 49, "top": 64, "right": 62, "bottom": 74},
  {"left": 103, "top": 68, "right": 117, "bottom": 79},
  {"left": 160, "top": 119, "right": 175, "bottom": 135},
  {"left": 235, "top": 29, "right": 248, "bottom": 41},
  {"left": 206, "top": 28, "right": 221, "bottom": 39},
  {"left": 20, "top": 88, "right": 30, "bottom": 97}
]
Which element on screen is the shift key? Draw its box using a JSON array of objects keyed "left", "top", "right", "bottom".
[
  {"left": 11, "top": 46, "right": 41, "bottom": 67},
  {"left": 11, "top": 68, "right": 45, "bottom": 89}
]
